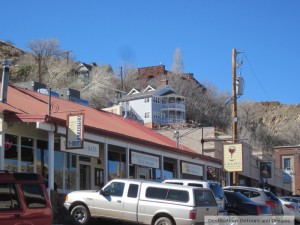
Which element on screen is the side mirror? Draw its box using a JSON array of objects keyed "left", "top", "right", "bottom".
[{"left": 100, "top": 189, "right": 109, "bottom": 196}]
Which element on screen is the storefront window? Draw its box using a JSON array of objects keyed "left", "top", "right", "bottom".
[
  {"left": 65, "top": 154, "right": 77, "bottom": 190},
  {"left": 129, "top": 165, "right": 135, "bottom": 178},
  {"left": 4, "top": 134, "right": 18, "bottom": 172},
  {"left": 154, "top": 169, "right": 161, "bottom": 180},
  {"left": 20, "top": 137, "right": 34, "bottom": 172},
  {"left": 36, "top": 140, "right": 48, "bottom": 180},
  {"left": 108, "top": 151, "right": 126, "bottom": 180}
]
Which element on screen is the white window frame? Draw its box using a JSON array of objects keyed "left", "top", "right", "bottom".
[{"left": 282, "top": 156, "right": 292, "bottom": 170}]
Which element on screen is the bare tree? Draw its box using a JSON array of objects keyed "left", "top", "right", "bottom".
[
  {"left": 167, "top": 73, "right": 231, "bottom": 130},
  {"left": 118, "top": 65, "right": 140, "bottom": 92},
  {"left": 278, "top": 121, "right": 300, "bottom": 146},
  {"left": 171, "top": 48, "right": 184, "bottom": 74},
  {"left": 80, "top": 64, "right": 119, "bottom": 108},
  {"left": 27, "top": 39, "right": 66, "bottom": 83}
]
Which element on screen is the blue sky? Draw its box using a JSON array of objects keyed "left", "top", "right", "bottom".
[{"left": 2, "top": 0, "right": 300, "bottom": 104}]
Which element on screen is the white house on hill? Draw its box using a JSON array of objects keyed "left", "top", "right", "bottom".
[{"left": 118, "top": 81, "right": 186, "bottom": 128}]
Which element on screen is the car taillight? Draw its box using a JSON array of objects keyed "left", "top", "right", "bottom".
[
  {"left": 256, "top": 205, "right": 261, "bottom": 215},
  {"left": 285, "top": 204, "right": 295, "bottom": 209},
  {"left": 266, "top": 201, "right": 276, "bottom": 207},
  {"left": 189, "top": 210, "right": 197, "bottom": 219},
  {"left": 65, "top": 195, "right": 69, "bottom": 201}
]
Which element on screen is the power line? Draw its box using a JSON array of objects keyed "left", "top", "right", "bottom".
[{"left": 243, "top": 53, "right": 271, "bottom": 101}]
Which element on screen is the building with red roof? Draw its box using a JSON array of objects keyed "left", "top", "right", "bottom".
[{"left": 0, "top": 78, "right": 222, "bottom": 193}]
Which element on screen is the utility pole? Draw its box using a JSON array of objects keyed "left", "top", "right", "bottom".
[
  {"left": 38, "top": 54, "right": 42, "bottom": 83},
  {"left": 232, "top": 48, "right": 238, "bottom": 185},
  {"left": 174, "top": 131, "right": 180, "bottom": 148},
  {"left": 232, "top": 48, "right": 238, "bottom": 143},
  {"left": 63, "top": 50, "right": 72, "bottom": 64}
]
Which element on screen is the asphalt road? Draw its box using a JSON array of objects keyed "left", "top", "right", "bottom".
[{"left": 53, "top": 218, "right": 127, "bottom": 225}]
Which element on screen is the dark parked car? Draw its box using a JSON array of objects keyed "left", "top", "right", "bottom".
[{"left": 224, "top": 191, "right": 271, "bottom": 215}]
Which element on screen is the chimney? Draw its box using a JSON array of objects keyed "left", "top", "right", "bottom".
[{"left": 1, "top": 60, "right": 10, "bottom": 103}]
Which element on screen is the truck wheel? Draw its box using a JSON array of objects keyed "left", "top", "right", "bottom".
[
  {"left": 154, "top": 217, "right": 173, "bottom": 225},
  {"left": 71, "top": 205, "right": 91, "bottom": 225}
]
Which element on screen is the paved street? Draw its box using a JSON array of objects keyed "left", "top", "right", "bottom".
[
  {"left": 52, "top": 207, "right": 126, "bottom": 225},
  {"left": 53, "top": 218, "right": 126, "bottom": 225}
]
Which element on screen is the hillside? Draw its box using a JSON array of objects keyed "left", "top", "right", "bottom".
[
  {"left": 251, "top": 102, "right": 300, "bottom": 132},
  {"left": 237, "top": 101, "right": 300, "bottom": 151},
  {"left": 1, "top": 40, "right": 299, "bottom": 149},
  {"left": 0, "top": 41, "right": 25, "bottom": 63}
]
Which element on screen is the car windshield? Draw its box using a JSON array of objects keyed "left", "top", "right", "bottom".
[{"left": 209, "top": 183, "right": 224, "bottom": 198}]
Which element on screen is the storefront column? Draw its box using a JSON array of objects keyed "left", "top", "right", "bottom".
[
  {"left": 126, "top": 147, "right": 130, "bottom": 178},
  {"left": 104, "top": 143, "right": 108, "bottom": 184},
  {"left": 48, "top": 130, "right": 55, "bottom": 194},
  {"left": 0, "top": 131, "right": 4, "bottom": 170},
  {"left": 204, "top": 165, "right": 207, "bottom": 181},
  {"left": 160, "top": 155, "right": 164, "bottom": 180},
  {"left": 17, "top": 136, "right": 21, "bottom": 171},
  {"left": 177, "top": 159, "right": 181, "bottom": 178}
]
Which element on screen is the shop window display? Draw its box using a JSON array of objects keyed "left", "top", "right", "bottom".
[
  {"left": 4, "top": 134, "right": 18, "bottom": 172},
  {"left": 108, "top": 151, "right": 126, "bottom": 180}
]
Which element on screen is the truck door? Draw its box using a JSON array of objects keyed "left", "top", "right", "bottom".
[
  {"left": 123, "top": 183, "right": 140, "bottom": 221},
  {"left": 94, "top": 181, "right": 125, "bottom": 219},
  {"left": 20, "top": 184, "right": 53, "bottom": 225},
  {"left": 0, "top": 184, "right": 22, "bottom": 225}
]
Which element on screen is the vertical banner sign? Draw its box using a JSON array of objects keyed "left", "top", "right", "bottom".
[
  {"left": 66, "top": 113, "right": 84, "bottom": 149},
  {"left": 223, "top": 143, "right": 243, "bottom": 172}
]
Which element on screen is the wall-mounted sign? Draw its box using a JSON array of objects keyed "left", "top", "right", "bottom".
[
  {"left": 260, "top": 161, "right": 272, "bottom": 179},
  {"left": 61, "top": 137, "right": 99, "bottom": 157},
  {"left": 182, "top": 162, "right": 203, "bottom": 176},
  {"left": 131, "top": 152, "right": 159, "bottom": 168},
  {"left": 66, "top": 113, "right": 84, "bottom": 149},
  {"left": 223, "top": 143, "right": 243, "bottom": 172}
]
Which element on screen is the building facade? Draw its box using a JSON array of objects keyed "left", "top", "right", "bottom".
[
  {"left": 158, "top": 127, "right": 292, "bottom": 195},
  {"left": 0, "top": 84, "right": 222, "bottom": 198},
  {"left": 274, "top": 145, "right": 300, "bottom": 195}
]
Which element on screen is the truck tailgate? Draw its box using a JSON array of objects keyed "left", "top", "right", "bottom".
[{"left": 195, "top": 206, "right": 218, "bottom": 223}]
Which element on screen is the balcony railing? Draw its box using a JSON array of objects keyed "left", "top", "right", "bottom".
[
  {"left": 161, "top": 103, "right": 185, "bottom": 110},
  {"left": 161, "top": 118, "right": 186, "bottom": 125}
]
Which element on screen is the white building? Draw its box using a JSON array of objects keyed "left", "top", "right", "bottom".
[{"left": 118, "top": 81, "right": 186, "bottom": 128}]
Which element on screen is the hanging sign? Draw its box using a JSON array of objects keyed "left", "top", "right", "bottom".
[
  {"left": 66, "top": 113, "right": 84, "bottom": 149},
  {"left": 260, "top": 161, "right": 272, "bottom": 179},
  {"left": 223, "top": 143, "right": 243, "bottom": 172}
]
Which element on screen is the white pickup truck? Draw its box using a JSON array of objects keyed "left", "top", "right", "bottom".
[{"left": 64, "top": 179, "right": 219, "bottom": 225}]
